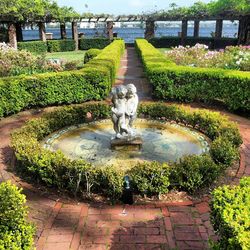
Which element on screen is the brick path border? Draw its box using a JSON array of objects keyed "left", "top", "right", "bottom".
[{"left": 0, "top": 48, "right": 249, "bottom": 250}]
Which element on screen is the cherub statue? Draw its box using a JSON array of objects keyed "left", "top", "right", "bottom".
[
  {"left": 125, "top": 84, "right": 139, "bottom": 135},
  {"left": 111, "top": 85, "right": 129, "bottom": 139},
  {"left": 110, "top": 84, "right": 139, "bottom": 139}
]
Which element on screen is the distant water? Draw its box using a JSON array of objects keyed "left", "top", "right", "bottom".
[{"left": 22, "top": 26, "right": 238, "bottom": 43}]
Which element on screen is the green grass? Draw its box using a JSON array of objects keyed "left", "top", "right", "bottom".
[
  {"left": 45, "top": 50, "right": 86, "bottom": 62},
  {"left": 158, "top": 48, "right": 171, "bottom": 54}
]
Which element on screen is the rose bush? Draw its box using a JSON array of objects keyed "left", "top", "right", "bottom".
[
  {"left": 165, "top": 44, "right": 250, "bottom": 71},
  {"left": 0, "top": 42, "right": 63, "bottom": 77}
]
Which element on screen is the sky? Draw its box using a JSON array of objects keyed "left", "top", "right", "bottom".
[{"left": 57, "top": 0, "right": 212, "bottom": 15}]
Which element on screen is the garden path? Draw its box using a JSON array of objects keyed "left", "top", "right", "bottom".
[{"left": 0, "top": 48, "right": 249, "bottom": 250}]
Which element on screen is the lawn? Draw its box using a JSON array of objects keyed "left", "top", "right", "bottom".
[
  {"left": 45, "top": 50, "right": 86, "bottom": 62},
  {"left": 158, "top": 48, "right": 171, "bottom": 54}
]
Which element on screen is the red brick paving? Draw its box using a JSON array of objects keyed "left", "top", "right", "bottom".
[{"left": 0, "top": 47, "right": 249, "bottom": 249}]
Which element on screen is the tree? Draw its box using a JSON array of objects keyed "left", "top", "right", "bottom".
[{"left": 209, "top": 0, "right": 250, "bottom": 44}]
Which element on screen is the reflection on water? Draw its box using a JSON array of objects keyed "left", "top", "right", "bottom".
[{"left": 43, "top": 119, "right": 209, "bottom": 169}]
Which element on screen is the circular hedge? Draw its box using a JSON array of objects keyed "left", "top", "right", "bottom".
[{"left": 11, "top": 102, "right": 242, "bottom": 200}]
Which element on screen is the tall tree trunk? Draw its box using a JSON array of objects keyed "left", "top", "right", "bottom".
[
  {"left": 60, "top": 23, "right": 67, "bottom": 39},
  {"left": 71, "top": 21, "right": 78, "bottom": 50},
  {"left": 194, "top": 20, "right": 200, "bottom": 38},
  {"left": 238, "top": 15, "right": 250, "bottom": 45},
  {"left": 38, "top": 22, "right": 46, "bottom": 41},
  {"left": 144, "top": 20, "right": 155, "bottom": 40},
  {"left": 8, "top": 23, "right": 17, "bottom": 49},
  {"left": 106, "top": 21, "right": 114, "bottom": 40},
  {"left": 181, "top": 20, "right": 188, "bottom": 45},
  {"left": 16, "top": 22, "right": 23, "bottom": 42},
  {"left": 215, "top": 19, "right": 223, "bottom": 38}
]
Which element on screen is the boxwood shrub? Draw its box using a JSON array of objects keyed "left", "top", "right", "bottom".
[
  {"left": 149, "top": 37, "right": 238, "bottom": 49},
  {"left": 17, "top": 40, "right": 47, "bottom": 54},
  {"left": 0, "top": 39, "right": 125, "bottom": 118},
  {"left": 135, "top": 39, "right": 250, "bottom": 112},
  {"left": 11, "top": 102, "right": 242, "bottom": 199},
  {"left": 79, "top": 38, "right": 111, "bottom": 50},
  {"left": 0, "top": 181, "right": 35, "bottom": 249},
  {"left": 47, "top": 39, "right": 76, "bottom": 52},
  {"left": 211, "top": 177, "right": 250, "bottom": 250},
  {"left": 84, "top": 48, "right": 102, "bottom": 64}
]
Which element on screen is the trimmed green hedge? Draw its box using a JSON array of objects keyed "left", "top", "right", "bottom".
[
  {"left": 11, "top": 102, "right": 242, "bottom": 199},
  {"left": 0, "top": 181, "right": 35, "bottom": 249},
  {"left": 17, "top": 40, "right": 48, "bottom": 54},
  {"left": 135, "top": 39, "right": 250, "bottom": 112},
  {"left": 84, "top": 48, "right": 102, "bottom": 64},
  {"left": 211, "top": 177, "right": 250, "bottom": 250},
  {"left": 149, "top": 37, "right": 238, "bottom": 49},
  {"left": 79, "top": 38, "right": 111, "bottom": 50},
  {"left": 17, "top": 38, "right": 111, "bottom": 53},
  {"left": 0, "top": 39, "right": 125, "bottom": 118},
  {"left": 47, "top": 39, "right": 76, "bottom": 52}
]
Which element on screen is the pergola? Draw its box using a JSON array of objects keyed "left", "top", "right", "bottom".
[{"left": 0, "top": 12, "right": 249, "bottom": 49}]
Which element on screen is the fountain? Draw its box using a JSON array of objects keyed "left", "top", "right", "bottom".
[
  {"left": 43, "top": 84, "right": 210, "bottom": 170},
  {"left": 110, "top": 84, "right": 142, "bottom": 150}
]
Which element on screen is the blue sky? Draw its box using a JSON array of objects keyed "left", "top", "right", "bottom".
[{"left": 57, "top": 0, "right": 211, "bottom": 15}]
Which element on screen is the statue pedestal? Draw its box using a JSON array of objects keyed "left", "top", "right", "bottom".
[{"left": 111, "top": 136, "right": 142, "bottom": 151}]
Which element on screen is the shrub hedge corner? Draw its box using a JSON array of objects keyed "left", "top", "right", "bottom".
[
  {"left": 11, "top": 102, "right": 242, "bottom": 199},
  {"left": 84, "top": 48, "right": 102, "bottom": 64},
  {"left": 17, "top": 40, "right": 47, "bottom": 54},
  {"left": 0, "top": 39, "right": 125, "bottom": 118},
  {"left": 0, "top": 181, "right": 35, "bottom": 249},
  {"left": 79, "top": 38, "right": 111, "bottom": 50},
  {"left": 211, "top": 177, "right": 250, "bottom": 250},
  {"left": 135, "top": 39, "right": 250, "bottom": 112},
  {"left": 47, "top": 39, "right": 76, "bottom": 52}
]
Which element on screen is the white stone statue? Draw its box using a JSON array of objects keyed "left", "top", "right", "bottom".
[{"left": 111, "top": 84, "right": 139, "bottom": 139}]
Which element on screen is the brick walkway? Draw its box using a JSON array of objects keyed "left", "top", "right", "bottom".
[{"left": 0, "top": 48, "right": 249, "bottom": 250}]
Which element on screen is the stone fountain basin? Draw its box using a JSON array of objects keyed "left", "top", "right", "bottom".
[{"left": 42, "top": 119, "right": 210, "bottom": 170}]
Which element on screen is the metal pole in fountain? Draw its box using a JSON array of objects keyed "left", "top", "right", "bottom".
[{"left": 110, "top": 83, "right": 142, "bottom": 150}]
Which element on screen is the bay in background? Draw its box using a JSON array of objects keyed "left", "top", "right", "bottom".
[{"left": 22, "top": 23, "right": 238, "bottom": 43}]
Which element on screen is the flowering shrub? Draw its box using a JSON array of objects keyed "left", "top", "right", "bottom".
[
  {"left": 0, "top": 42, "right": 62, "bottom": 77},
  {"left": 165, "top": 44, "right": 250, "bottom": 71}
]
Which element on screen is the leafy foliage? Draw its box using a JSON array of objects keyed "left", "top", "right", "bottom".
[
  {"left": 211, "top": 177, "right": 250, "bottom": 250},
  {"left": 18, "top": 41, "right": 47, "bottom": 54},
  {"left": 135, "top": 39, "right": 250, "bottom": 112},
  {"left": 0, "top": 181, "right": 35, "bottom": 250},
  {"left": 79, "top": 38, "right": 111, "bottom": 50},
  {"left": 84, "top": 48, "right": 102, "bottom": 64},
  {"left": 0, "top": 39, "right": 125, "bottom": 117},
  {"left": 47, "top": 39, "right": 76, "bottom": 52},
  {"left": 149, "top": 37, "right": 238, "bottom": 50},
  {"left": 171, "top": 154, "right": 219, "bottom": 193},
  {"left": 11, "top": 102, "right": 242, "bottom": 197},
  {"left": 0, "top": 42, "right": 61, "bottom": 77},
  {"left": 147, "top": 0, "right": 250, "bottom": 20},
  {"left": 0, "top": 0, "right": 80, "bottom": 22},
  {"left": 129, "top": 162, "right": 171, "bottom": 196}
]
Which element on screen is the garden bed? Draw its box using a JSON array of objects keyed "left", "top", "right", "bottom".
[
  {"left": 0, "top": 40, "right": 125, "bottom": 118},
  {"left": 11, "top": 102, "right": 242, "bottom": 201},
  {"left": 135, "top": 39, "right": 250, "bottom": 113}
]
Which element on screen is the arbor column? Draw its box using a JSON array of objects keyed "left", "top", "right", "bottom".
[
  {"left": 238, "top": 15, "right": 250, "bottom": 45},
  {"left": 71, "top": 21, "right": 78, "bottom": 50},
  {"left": 144, "top": 20, "right": 155, "bottom": 40},
  {"left": 181, "top": 20, "right": 188, "bottom": 45},
  {"left": 8, "top": 23, "right": 17, "bottom": 49},
  {"left": 16, "top": 22, "right": 23, "bottom": 42},
  {"left": 106, "top": 21, "right": 114, "bottom": 40},
  {"left": 194, "top": 20, "right": 200, "bottom": 38},
  {"left": 60, "top": 23, "right": 67, "bottom": 39},
  {"left": 38, "top": 22, "right": 46, "bottom": 41},
  {"left": 215, "top": 19, "right": 223, "bottom": 38}
]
